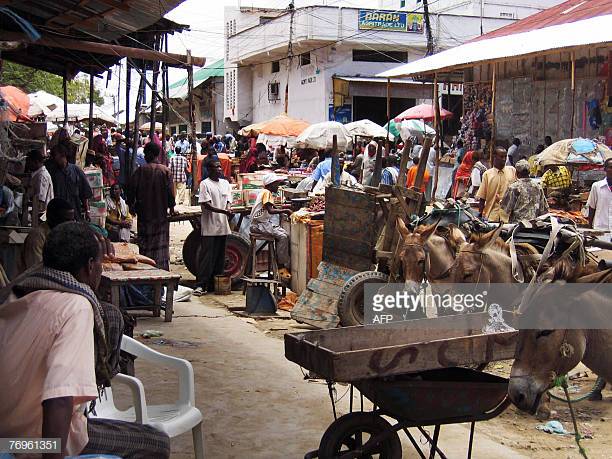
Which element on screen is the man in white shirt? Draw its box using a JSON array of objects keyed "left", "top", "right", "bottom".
[
  {"left": 587, "top": 158, "right": 612, "bottom": 239},
  {"left": 0, "top": 222, "right": 170, "bottom": 459},
  {"left": 26, "top": 149, "right": 54, "bottom": 224},
  {"left": 195, "top": 160, "right": 232, "bottom": 296}
]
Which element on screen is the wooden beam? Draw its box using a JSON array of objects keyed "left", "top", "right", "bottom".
[
  {"left": 570, "top": 51, "right": 576, "bottom": 138},
  {"left": 88, "top": 72, "right": 94, "bottom": 145},
  {"left": 490, "top": 63, "right": 497, "bottom": 163},
  {"left": 397, "top": 138, "right": 413, "bottom": 188},
  {"left": 0, "top": 32, "right": 206, "bottom": 67},
  {"left": 432, "top": 73, "right": 441, "bottom": 200},
  {"left": 62, "top": 72, "right": 68, "bottom": 126}
]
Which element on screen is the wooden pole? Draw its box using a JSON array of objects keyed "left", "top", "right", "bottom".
[
  {"left": 124, "top": 59, "right": 131, "bottom": 179},
  {"left": 211, "top": 83, "right": 217, "bottom": 135},
  {"left": 397, "top": 137, "right": 413, "bottom": 188},
  {"left": 62, "top": 72, "right": 68, "bottom": 126},
  {"left": 132, "top": 72, "right": 144, "bottom": 175},
  {"left": 331, "top": 135, "right": 339, "bottom": 187},
  {"left": 413, "top": 136, "right": 433, "bottom": 192},
  {"left": 187, "top": 50, "right": 197, "bottom": 196},
  {"left": 150, "top": 38, "right": 160, "bottom": 147},
  {"left": 490, "top": 63, "right": 497, "bottom": 163},
  {"left": 161, "top": 36, "right": 169, "bottom": 156},
  {"left": 431, "top": 73, "right": 441, "bottom": 200},
  {"left": 0, "top": 32, "right": 206, "bottom": 67},
  {"left": 88, "top": 72, "right": 94, "bottom": 146},
  {"left": 386, "top": 77, "right": 391, "bottom": 156},
  {"left": 570, "top": 52, "right": 576, "bottom": 138}
]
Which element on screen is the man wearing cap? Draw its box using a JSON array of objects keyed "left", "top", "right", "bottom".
[
  {"left": 250, "top": 174, "right": 292, "bottom": 280},
  {"left": 501, "top": 159, "right": 548, "bottom": 223}
]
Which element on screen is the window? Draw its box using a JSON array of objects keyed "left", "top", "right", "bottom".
[
  {"left": 268, "top": 82, "right": 280, "bottom": 102},
  {"left": 171, "top": 126, "right": 177, "bottom": 135},
  {"left": 271, "top": 60, "right": 280, "bottom": 73},
  {"left": 178, "top": 124, "right": 188, "bottom": 133},
  {"left": 400, "top": 0, "right": 406, "bottom": 7},
  {"left": 352, "top": 49, "right": 408, "bottom": 63},
  {"left": 300, "top": 52, "right": 311, "bottom": 66},
  {"left": 201, "top": 121, "right": 212, "bottom": 134}
]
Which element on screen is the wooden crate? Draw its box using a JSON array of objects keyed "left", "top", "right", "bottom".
[{"left": 285, "top": 314, "right": 518, "bottom": 382}]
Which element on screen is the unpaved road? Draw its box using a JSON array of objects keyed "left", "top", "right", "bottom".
[{"left": 111, "top": 223, "right": 611, "bottom": 458}]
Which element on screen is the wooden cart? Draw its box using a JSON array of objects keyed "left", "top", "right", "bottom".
[{"left": 285, "top": 315, "right": 518, "bottom": 458}]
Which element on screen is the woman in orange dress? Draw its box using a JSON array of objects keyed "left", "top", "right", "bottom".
[{"left": 452, "top": 150, "right": 475, "bottom": 198}]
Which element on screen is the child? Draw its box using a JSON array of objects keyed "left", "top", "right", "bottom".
[{"left": 250, "top": 174, "right": 292, "bottom": 279}]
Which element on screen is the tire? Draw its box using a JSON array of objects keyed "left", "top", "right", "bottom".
[
  {"left": 338, "top": 271, "right": 389, "bottom": 327},
  {"left": 548, "top": 376, "right": 606, "bottom": 403},
  {"left": 318, "top": 412, "right": 402, "bottom": 459},
  {"left": 182, "top": 230, "right": 250, "bottom": 290}
]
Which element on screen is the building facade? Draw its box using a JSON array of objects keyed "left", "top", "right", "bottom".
[{"left": 224, "top": 3, "right": 563, "bottom": 127}]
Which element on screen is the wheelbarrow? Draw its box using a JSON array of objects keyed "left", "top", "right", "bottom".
[{"left": 308, "top": 367, "right": 509, "bottom": 459}]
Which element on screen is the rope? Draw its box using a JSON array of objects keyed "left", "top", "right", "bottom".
[{"left": 554, "top": 374, "right": 589, "bottom": 459}]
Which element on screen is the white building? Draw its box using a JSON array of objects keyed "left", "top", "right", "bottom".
[{"left": 224, "top": 2, "right": 564, "bottom": 127}]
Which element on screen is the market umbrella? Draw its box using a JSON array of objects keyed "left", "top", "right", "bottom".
[
  {"left": 295, "top": 121, "right": 352, "bottom": 150},
  {"left": 238, "top": 113, "right": 310, "bottom": 137},
  {"left": 140, "top": 121, "right": 163, "bottom": 131},
  {"left": 537, "top": 138, "right": 612, "bottom": 167},
  {"left": 384, "top": 119, "right": 437, "bottom": 140},
  {"left": 345, "top": 119, "right": 394, "bottom": 141},
  {"left": 393, "top": 103, "right": 453, "bottom": 122},
  {"left": 47, "top": 104, "right": 118, "bottom": 126},
  {"left": 0, "top": 85, "right": 31, "bottom": 122}
]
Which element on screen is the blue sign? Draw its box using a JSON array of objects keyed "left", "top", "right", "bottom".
[
  {"left": 329, "top": 104, "right": 352, "bottom": 124},
  {"left": 358, "top": 10, "right": 423, "bottom": 33}
]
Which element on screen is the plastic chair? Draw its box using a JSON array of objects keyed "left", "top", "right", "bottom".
[{"left": 92, "top": 335, "right": 204, "bottom": 459}]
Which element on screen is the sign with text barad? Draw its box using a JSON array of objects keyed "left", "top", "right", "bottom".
[{"left": 358, "top": 10, "right": 424, "bottom": 33}]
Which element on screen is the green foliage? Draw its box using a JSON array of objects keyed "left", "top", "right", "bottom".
[{"left": 1, "top": 61, "right": 104, "bottom": 105}]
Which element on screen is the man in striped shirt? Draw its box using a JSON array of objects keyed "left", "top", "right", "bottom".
[{"left": 170, "top": 152, "right": 190, "bottom": 206}]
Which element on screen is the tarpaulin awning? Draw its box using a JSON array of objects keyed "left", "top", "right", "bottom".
[
  {"left": 377, "top": 15, "right": 612, "bottom": 78},
  {"left": 345, "top": 119, "right": 394, "bottom": 140},
  {"left": 169, "top": 59, "right": 225, "bottom": 100},
  {"left": 47, "top": 104, "right": 118, "bottom": 126},
  {"left": 0, "top": 85, "right": 31, "bottom": 122}
]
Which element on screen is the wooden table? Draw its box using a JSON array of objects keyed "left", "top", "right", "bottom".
[{"left": 100, "top": 269, "right": 181, "bottom": 322}]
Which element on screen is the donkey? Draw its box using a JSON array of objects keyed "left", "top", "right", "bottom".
[{"left": 396, "top": 218, "right": 466, "bottom": 285}]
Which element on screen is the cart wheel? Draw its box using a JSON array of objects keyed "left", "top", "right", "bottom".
[
  {"left": 182, "top": 230, "right": 250, "bottom": 290},
  {"left": 338, "top": 271, "right": 389, "bottom": 327},
  {"left": 318, "top": 412, "right": 402, "bottom": 459}
]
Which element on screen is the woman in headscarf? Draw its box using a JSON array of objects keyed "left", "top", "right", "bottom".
[
  {"left": 240, "top": 147, "right": 258, "bottom": 173},
  {"left": 452, "top": 149, "right": 476, "bottom": 198}
]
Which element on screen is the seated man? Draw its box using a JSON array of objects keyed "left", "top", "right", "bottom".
[
  {"left": 541, "top": 164, "right": 572, "bottom": 193},
  {"left": 0, "top": 222, "right": 169, "bottom": 459},
  {"left": 21, "top": 197, "right": 75, "bottom": 272},
  {"left": 250, "top": 174, "right": 292, "bottom": 280}
]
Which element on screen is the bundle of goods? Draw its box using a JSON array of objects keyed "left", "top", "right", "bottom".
[
  {"left": 84, "top": 167, "right": 106, "bottom": 227},
  {"left": 235, "top": 172, "right": 289, "bottom": 207},
  {"left": 307, "top": 196, "right": 325, "bottom": 212},
  {"left": 102, "top": 242, "right": 156, "bottom": 271}
]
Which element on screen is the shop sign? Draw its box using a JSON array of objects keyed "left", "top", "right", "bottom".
[
  {"left": 358, "top": 10, "right": 423, "bottom": 33},
  {"left": 301, "top": 75, "right": 317, "bottom": 85},
  {"left": 438, "top": 82, "right": 464, "bottom": 96}
]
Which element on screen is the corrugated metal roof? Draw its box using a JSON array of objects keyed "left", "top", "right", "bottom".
[
  {"left": 378, "top": 15, "right": 612, "bottom": 78},
  {"left": 473, "top": 0, "right": 612, "bottom": 41},
  {"left": 169, "top": 59, "right": 225, "bottom": 99},
  {"left": 0, "top": 0, "right": 188, "bottom": 76}
]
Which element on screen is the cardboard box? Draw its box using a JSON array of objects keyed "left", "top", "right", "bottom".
[
  {"left": 231, "top": 190, "right": 244, "bottom": 207},
  {"left": 89, "top": 200, "right": 107, "bottom": 217},
  {"left": 84, "top": 167, "right": 104, "bottom": 188},
  {"left": 243, "top": 189, "right": 264, "bottom": 206}
]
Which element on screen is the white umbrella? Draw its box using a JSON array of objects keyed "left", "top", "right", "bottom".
[
  {"left": 537, "top": 138, "right": 612, "bottom": 167},
  {"left": 28, "top": 90, "right": 64, "bottom": 117},
  {"left": 400, "top": 119, "right": 436, "bottom": 140},
  {"left": 344, "top": 119, "right": 394, "bottom": 141},
  {"left": 140, "top": 121, "right": 164, "bottom": 131},
  {"left": 47, "top": 104, "right": 118, "bottom": 126},
  {"left": 295, "top": 121, "right": 352, "bottom": 150}
]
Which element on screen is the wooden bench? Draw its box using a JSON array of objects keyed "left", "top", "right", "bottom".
[{"left": 100, "top": 269, "right": 181, "bottom": 322}]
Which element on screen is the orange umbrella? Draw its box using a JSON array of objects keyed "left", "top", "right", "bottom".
[
  {"left": 0, "top": 85, "right": 32, "bottom": 122},
  {"left": 239, "top": 113, "right": 310, "bottom": 137}
]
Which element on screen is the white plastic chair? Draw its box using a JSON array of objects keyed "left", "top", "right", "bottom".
[{"left": 92, "top": 335, "right": 204, "bottom": 459}]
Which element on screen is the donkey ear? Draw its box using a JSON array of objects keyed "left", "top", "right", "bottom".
[
  {"left": 396, "top": 217, "right": 410, "bottom": 239},
  {"left": 474, "top": 224, "right": 504, "bottom": 250},
  {"left": 418, "top": 219, "right": 440, "bottom": 242},
  {"left": 447, "top": 224, "right": 466, "bottom": 250}
]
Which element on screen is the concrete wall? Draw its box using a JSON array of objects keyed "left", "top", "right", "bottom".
[
  {"left": 388, "top": 0, "right": 564, "bottom": 19},
  {"left": 168, "top": 77, "right": 226, "bottom": 135}
]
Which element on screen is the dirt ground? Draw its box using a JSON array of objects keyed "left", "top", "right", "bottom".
[{"left": 114, "top": 222, "right": 612, "bottom": 458}]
